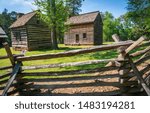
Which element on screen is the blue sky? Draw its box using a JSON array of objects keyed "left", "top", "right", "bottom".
[
  {"left": 0, "top": 0, "right": 128, "bottom": 18},
  {"left": 81, "top": 0, "right": 128, "bottom": 18}
]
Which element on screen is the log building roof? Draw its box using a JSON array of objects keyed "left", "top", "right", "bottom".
[
  {"left": 0, "top": 27, "right": 7, "bottom": 38},
  {"left": 10, "top": 11, "right": 36, "bottom": 28},
  {"left": 66, "top": 11, "right": 100, "bottom": 25}
]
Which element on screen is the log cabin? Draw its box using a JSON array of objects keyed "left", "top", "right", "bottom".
[
  {"left": 10, "top": 11, "right": 51, "bottom": 51},
  {"left": 0, "top": 26, "right": 7, "bottom": 47},
  {"left": 64, "top": 11, "right": 103, "bottom": 45}
]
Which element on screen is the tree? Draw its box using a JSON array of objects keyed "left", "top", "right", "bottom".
[
  {"left": 66, "top": 0, "right": 84, "bottom": 16},
  {"left": 116, "top": 14, "right": 135, "bottom": 40},
  {"left": 0, "top": 9, "right": 17, "bottom": 45},
  {"left": 50, "top": 0, "right": 58, "bottom": 49},
  {"left": 34, "top": 0, "right": 69, "bottom": 49},
  {"left": 127, "top": 0, "right": 150, "bottom": 38},
  {"left": 102, "top": 11, "right": 135, "bottom": 42},
  {"left": 102, "top": 12, "right": 117, "bottom": 41}
]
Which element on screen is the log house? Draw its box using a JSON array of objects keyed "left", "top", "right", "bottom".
[
  {"left": 64, "top": 11, "right": 103, "bottom": 45},
  {"left": 10, "top": 11, "right": 51, "bottom": 51}
]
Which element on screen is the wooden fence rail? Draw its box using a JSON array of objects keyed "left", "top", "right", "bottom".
[
  {"left": 16, "top": 41, "right": 133, "bottom": 61},
  {"left": 2, "top": 62, "right": 21, "bottom": 96},
  {"left": 0, "top": 56, "right": 8, "bottom": 60},
  {"left": 22, "top": 59, "right": 125, "bottom": 70}
]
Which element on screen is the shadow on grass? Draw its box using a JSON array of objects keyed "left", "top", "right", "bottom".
[
  {"left": 90, "top": 50, "right": 118, "bottom": 59},
  {"left": 32, "top": 46, "right": 83, "bottom": 52}
]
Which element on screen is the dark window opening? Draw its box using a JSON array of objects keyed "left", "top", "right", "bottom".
[
  {"left": 37, "top": 20, "right": 40, "bottom": 24},
  {"left": 14, "top": 31, "right": 21, "bottom": 41},
  {"left": 83, "top": 33, "right": 87, "bottom": 39},
  {"left": 76, "top": 34, "right": 79, "bottom": 43}
]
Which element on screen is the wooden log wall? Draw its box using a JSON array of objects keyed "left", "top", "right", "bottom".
[
  {"left": 27, "top": 15, "right": 51, "bottom": 50},
  {"left": 64, "top": 23, "right": 94, "bottom": 45},
  {"left": 11, "top": 27, "right": 28, "bottom": 50},
  {"left": 11, "top": 14, "right": 51, "bottom": 51},
  {"left": 27, "top": 25, "right": 51, "bottom": 50}
]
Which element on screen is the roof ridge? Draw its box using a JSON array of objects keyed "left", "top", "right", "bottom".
[
  {"left": 71, "top": 11, "right": 100, "bottom": 18},
  {"left": 21, "top": 10, "right": 36, "bottom": 15}
]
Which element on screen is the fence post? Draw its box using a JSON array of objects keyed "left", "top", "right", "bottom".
[
  {"left": 3, "top": 43, "right": 15, "bottom": 66},
  {"left": 111, "top": 34, "right": 131, "bottom": 95},
  {"left": 2, "top": 43, "right": 24, "bottom": 96}
]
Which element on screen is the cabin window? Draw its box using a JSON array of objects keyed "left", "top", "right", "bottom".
[
  {"left": 37, "top": 20, "right": 40, "bottom": 24},
  {"left": 83, "top": 33, "right": 87, "bottom": 39},
  {"left": 76, "top": 34, "right": 79, "bottom": 43},
  {"left": 14, "top": 31, "right": 21, "bottom": 41}
]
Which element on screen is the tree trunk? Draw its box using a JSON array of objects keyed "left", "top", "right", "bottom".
[
  {"left": 50, "top": 0, "right": 58, "bottom": 49},
  {"left": 57, "top": 30, "right": 64, "bottom": 44},
  {"left": 51, "top": 25, "right": 58, "bottom": 49}
]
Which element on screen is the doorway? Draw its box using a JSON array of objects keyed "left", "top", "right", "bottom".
[{"left": 76, "top": 34, "right": 79, "bottom": 43}]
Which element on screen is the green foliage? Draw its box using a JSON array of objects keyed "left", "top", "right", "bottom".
[
  {"left": 127, "top": 0, "right": 150, "bottom": 38},
  {"left": 102, "top": 12, "right": 115, "bottom": 41},
  {"left": 34, "top": 0, "right": 67, "bottom": 28},
  {"left": 103, "top": 0, "right": 150, "bottom": 42},
  {"left": 0, "top": 9, "right": 17, "bottom": 45},
  {"left": 66, "top": 0, "right": 84, "bottom": 16},
  {"left": 102, "top": 11, "right": 140, "bottom": 42},
  {"left": 116, "top": 14, "right": 135, "bottom": 40}
]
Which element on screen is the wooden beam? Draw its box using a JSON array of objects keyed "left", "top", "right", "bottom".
[
  {"left": 0, "top": 72, "right": 11, "bottom": 79},
  {"left": 0, "top": 56, "right": 8, "bottom": 60},
  {"left": 2, "top": 62, "right": 21, "bottom": 96},
  {"left": 0, "top": 54, "right": 24, "bottom": 60},
  {"left": 125, "top": 36, "right": 146, "bottom": 54},
  {"left": 106, "top": 34, "right": 124, "bottom": 67},
  {"left": 131, "top": 46, "right": 150, "bottom": 57},
  {"left": 117, "top": 36, "right": 146, "bottom": 60},
  {"left": 135, "top": 54, "right": 150, "bottom": 66},
  {"left": 3, "top": 43, "right": 15, "bottom": 66},
  {"left": 139, "top": 40, "right": 150, "bottom": 48},
  {"left": 0, "top": 66, "right": 13, "bottom": 70},
  {"left": 21, "top": 66, "right": 118, "bottom": 77},
  {"left": 22, "top": 59, "right": 124, "bottom": 70},
  {"left": 20, "top": 74, "right": 120, "bottom": 83},
  {"left": 128, "top": 55, "right": 150, "bottom": 96},
  {"left": 16, "top": 41, "right": 133, "bottom": 61},
  {"left": 140, "top": 64, "right": 150, "bottom": 76},
  {"left": 112, "top": 34, "right": 121, "bottom": 42}
]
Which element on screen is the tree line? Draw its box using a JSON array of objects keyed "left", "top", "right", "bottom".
[
  {"left": 0, "top": 0, "right": 149, "bottom": 49},
  {"left": 103, "top": 0, "right": 150, "bottom": 42}
]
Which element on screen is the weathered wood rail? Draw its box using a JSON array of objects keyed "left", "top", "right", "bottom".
[
  {"left": 0, "top": 35, "right": 150, "bottom": 96},
  {"left": 16, "top": 41, "right": 133, "bottom": 61}
]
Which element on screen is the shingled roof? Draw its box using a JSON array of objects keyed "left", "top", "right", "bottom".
[
  {"left": 0, "top": 27, "right": 7, "bottom": 38},
  {"left": 66, "top": 11, "right": 100, "bottom": 25},
  {"left": 10, "top": 11, "right": 36, "bottom": 28}
]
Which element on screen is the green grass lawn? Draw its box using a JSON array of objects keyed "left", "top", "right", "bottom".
[{"left": 0, "top": 43, "right": 148, "bottom": 75}]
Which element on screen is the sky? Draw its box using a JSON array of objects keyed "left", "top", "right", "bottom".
[{"left": 0, "top": 0, "right": 128, "bottom": 18}]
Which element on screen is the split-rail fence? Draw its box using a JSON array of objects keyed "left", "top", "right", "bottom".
[{"left": 0, "top": 34, "right": 150, "bottom": 96}]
